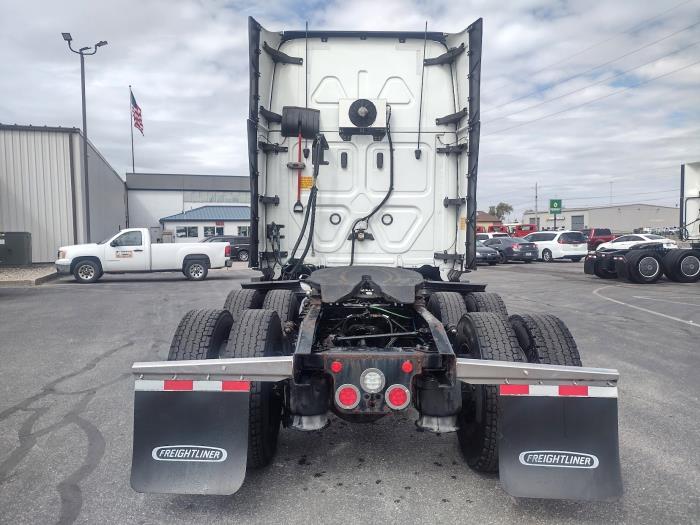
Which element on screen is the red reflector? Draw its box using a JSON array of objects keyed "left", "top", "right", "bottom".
[
  {"left": 401, "top": 360, "right": 413, "bottom": 373},
  {"left": 330, "top": 361, "right": 343, "bottom": 374},
  {"left": 559, "top": 385, "right": 589, "bottom": 397},
  {"left": 336, "top": 385, "right": 359, "bottom": 408},
  {"left": 222, "top": 380, "right": 250, "bottom": 392},
  {"left": 386, "top": 385, "right": 410, "bottom": 410},
  {"left": 499, "top": 384, "right": 529, "bottom": 396},
  {"left": 164, "top": 379, "right": 193, "bottom": 391}
]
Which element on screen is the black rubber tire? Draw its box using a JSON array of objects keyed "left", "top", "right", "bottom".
[
  {"left": 663, "top": 249, "right": 700, "bottom": 283},
  {"left": 262, "top": 289, "right": 299, "bottom": 324},
  {"left": 542, "top": 249, "right": 553, "bottom": 262},
  {"left": 73, "top": 259, "right": 101, "bottom": 283},
  {"left": 455, "top": 312, "right": 524, "bottom": 472},
  {"left": 427, "top": 291, "right": 467, "bottom": 330},
  {"left": 509, "top": 314, "right": 582, "bottom": 366},
  {"left": 625, "top": 251, "right": 663, "bottom": 284},
  {"left": 184, "top": 259, "right": 209, "bottom": 281},
  {"left": 488, "top": 261, "right": 498, "bottom": 266},
  {"left": 224, "top": 289, "right": 264, "bottom": 321},
  {"left": 498, "top": 251, "right": 508, "bottom": 264},
  {"left": 571, "top": 257, "right": 583, "bottom": 262},
  {"left": 167, "top": 309, "right": 233, "bottom": 361},
  {"left": 237, "top": 249, "right": 249, "bottom": 262},
  {"left": 463, "top": 292, "right": 508, "bottom": 316},
  {"left": 221, "top": 309, "right": 283, "bottom": 469},
  {"left": 593, "top": 260, "right": 618, "bottom": 279}
]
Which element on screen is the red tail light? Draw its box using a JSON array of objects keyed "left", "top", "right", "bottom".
[
  {"left": 385, "top": 385, "right": 410, "bottom": 410},
  {"left": 512, "top": 243, "right": 520, "bottom": 249},
  {"left": 225, "top": 244, "right": 232, "bottom": 257},
  {"left": 335, "top": 385, "right": 360, "bottom": 409}
]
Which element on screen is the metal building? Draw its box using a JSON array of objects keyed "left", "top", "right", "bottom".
[
  {"left": 0, "top": 124, "right": 127, "bottom": 262},
  {"left": 126, "top": 173, "right": 250, "bottom": 232},
  {"left": 522, "top": 203, "right": 678, "bottom": 233},
  {"left": 160, "top": 205, "right": 251, "bottom": 242}
]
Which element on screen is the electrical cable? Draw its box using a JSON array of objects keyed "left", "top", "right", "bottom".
[{"left": 350, "top": 107, "right": 394, "bottom": 265}]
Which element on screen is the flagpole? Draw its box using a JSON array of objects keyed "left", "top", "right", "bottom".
[{"left": 129, "top": 85, "right": 135, "bottom": 174}]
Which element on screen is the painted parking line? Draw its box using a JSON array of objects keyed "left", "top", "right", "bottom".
[
  {"left": 593, "top": 285, "right": 700, "bottom": 328},
  {"left": 631, "top": 296, "right": 700, "bottom": 307}
]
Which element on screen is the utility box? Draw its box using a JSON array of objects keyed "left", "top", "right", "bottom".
[{"left": 0, "top": 232, "right": 32, "bottom": 265}]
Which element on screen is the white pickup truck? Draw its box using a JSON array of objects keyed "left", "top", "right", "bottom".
[{"left": 55, "top": 228, "right": 232, "bottom": 283}]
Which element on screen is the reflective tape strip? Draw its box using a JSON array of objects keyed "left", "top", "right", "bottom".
[
  {"left": 135, "top": 379, "right": 250, "bottom": 392},
  {"left": 499, "top": 384, "right": 617, "bottom": 398}
]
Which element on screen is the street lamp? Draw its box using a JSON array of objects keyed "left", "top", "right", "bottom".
[{"left": 62, "top": 33, "right": 108, "bottom": 242}]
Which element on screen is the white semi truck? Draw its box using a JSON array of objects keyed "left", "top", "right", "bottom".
[
  {"left": 55, "top": 227, "right": 232, "bottom": 282},
  {"left": 129, "top": 18, "right": 623, "bottom": 502}
]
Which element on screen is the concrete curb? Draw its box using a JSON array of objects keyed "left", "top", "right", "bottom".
[{"left": 0, "top": 271, "right": 60, "bottom": 287}]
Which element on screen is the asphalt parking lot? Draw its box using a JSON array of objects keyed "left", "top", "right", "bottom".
[{"left": 1, "top": 262, "right": 698, "bottom": 524}]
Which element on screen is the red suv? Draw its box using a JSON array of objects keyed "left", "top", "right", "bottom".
[{"left": 581, "top": 228, "right": 615, "bottom": 251}]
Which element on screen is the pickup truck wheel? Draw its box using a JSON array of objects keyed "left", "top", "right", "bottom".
[
  {"left": 625, "top": 251, "right": 663, "bottom": 284},
  {"left": 542, "top": 249, "right": 553, "bottom": 262},
  {"left": 184, "top": 260, "right": 208, "bottom": 281},
  {"left": 167, "top": 309, "right": 233, "bottom": 361},
  {"left": 455, "top": 312, "right": 524, "bottom": 473},
  {"left": 509, "top": 314, "right": 581, "bottom": 366},
  {"left": 427, "top": 292, "right": 467, "bottom": 332},
  {"left": 237, "top": 249, "right": 249, "bottom": 262},
  {"left": 73, "top": 260, "right": 101, "bottom": 283},
  {"left": 224, "top": 289, "right": 264, "bottom": 321},
  {"left": 221, "top": 309, "right": 283, "bottom": 469},
  {"left": 463, "top": 292, "right": 508, "bottom": 316}
]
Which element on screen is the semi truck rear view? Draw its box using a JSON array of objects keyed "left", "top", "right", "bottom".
[{"left": 129, "top": 18, "right": 623, "bottom": 502}]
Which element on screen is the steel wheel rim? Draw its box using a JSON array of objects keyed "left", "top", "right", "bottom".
[
  {"left": 78, "top": 264, "right": 94, "bottom": 280},
  {"left": 680, "top": 255, "right": 700, "bottom": 278},
  {"left": 190, "top": 263, "right": 204, "bottom": 278},
  {"left": 638, "top": 256, "right": 659, "bottom": 278}
]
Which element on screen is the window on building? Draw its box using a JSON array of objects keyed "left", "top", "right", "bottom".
[
  {"left": 113, "top": 231, "right": 143, "bottom": 246},
  {"left": 176, "top": 226, "right": 199, "bottom": 238},
  {"left": 203, "top": 226, "right": 215, "bottom": 237},
  {"left": 183, "top": 191, "right": 251, "bottom": 204},
  {"left": 237, "top": 226, "right": 251, "bottom": 236},
  {"left": 216, "top": 226, "right": 224, "bottom": 235}
]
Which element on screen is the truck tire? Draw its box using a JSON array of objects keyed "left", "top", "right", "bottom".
[
  {"left": 663, "top": 249, "right": 700, "bottom": 283},
  {"left": 73, "top": 259, "right": 102, "bottom": 283},
  {"left": 463, "top": 292, "right": 508, "bottom": 316},
  {"left": 167, "top": 309, "right": 233, "bottom": 361},
  {"left": 224, "top": 289, "right": 264, "bottom": 321},
  {"left": 509, "top": 314, "right": 581, "bottom": 366},
  {"left": 427, "top": 291, "right": 467, "bottom": 330},
  {"left": 262, "top": 289, "right": 299, "bottom": 325},
  {"left": 221, "top": 309, "right": 283, "bottom": 469},
  {"left": 625, "top": 251, "right": 663, "bottom": 284},
  {"left": 455, "top": 312, "right": 524, "bottom": 472},
  {"left": 184, "top": 259, "right": 208, "bottom": 281},
  {"left": 593, "top": 260, "right": 617, "bottom": 279},
  {"left": 237, "top": 249, "right": 249, "bottom": 262}
]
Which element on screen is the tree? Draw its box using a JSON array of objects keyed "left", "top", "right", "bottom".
[{"left": 488, "top": 202, "right": 513, "bottom": 220}]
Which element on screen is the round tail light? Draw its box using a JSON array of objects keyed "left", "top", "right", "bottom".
[
  {"left": 335, "top": 384, "right": 360, "bottom": 409},
  {"left": 330, "top": 360, "right": 343, "bottom": 374},
  {"left": 360, "top": 368, "right": 385, "bottom": 393},
  {"left": 385, "top": 384, "right": 410, "bottom": 410}
]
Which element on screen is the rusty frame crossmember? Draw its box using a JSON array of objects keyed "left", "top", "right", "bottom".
[{"left": 132, "top": 356, "right": 618, "bottom": 387}]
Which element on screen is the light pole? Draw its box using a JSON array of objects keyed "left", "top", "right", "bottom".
[{"left": 62, "top": 33, "right": 107, "bottom": 242}]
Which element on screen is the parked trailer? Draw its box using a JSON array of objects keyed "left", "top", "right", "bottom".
[
  {"left": 585, "top": 162, "right": 700, "bottom": 284},
  {"left": 129, "top": 18, "right": 623, "bottom": 502}
]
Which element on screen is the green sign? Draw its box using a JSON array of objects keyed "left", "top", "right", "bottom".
[{"left": 549, "top": 199, "right": 562, "bottom": 215}]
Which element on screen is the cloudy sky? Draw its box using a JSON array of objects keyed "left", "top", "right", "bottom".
[{"left": 1, "top": 0, "right": 698, "bottom": 219}]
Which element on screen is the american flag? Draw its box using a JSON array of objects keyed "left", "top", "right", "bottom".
[{"left": 131, "top": 91, "right": 143, "bottom": 135}]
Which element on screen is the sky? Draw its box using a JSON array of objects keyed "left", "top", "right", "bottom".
[{"left": 1, "top": 0, "right": 698, "bottom": 220}]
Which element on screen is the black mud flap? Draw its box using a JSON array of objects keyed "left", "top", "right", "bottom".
[
  {"left": 130, "top": 379, "right": 250, "bottom": 495},
  {"left": 498, "top": 384, "right": 622, "bottom": 501}
]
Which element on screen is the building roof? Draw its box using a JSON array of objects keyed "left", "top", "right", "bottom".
[
  {"left": 127, "top": 173, "right": 249, "bottom": 192},
  {"left": 0, "top": 123, "right": 81, "bottom": 134},
  {"left": 160, "top": 205, "right": 250, "bottom": 223},
  {"left": 523, "top": 203, "right": 677, "bottom": 214},
  {"left": 476, "top": 211, "right": 502, "bottom": 223}
]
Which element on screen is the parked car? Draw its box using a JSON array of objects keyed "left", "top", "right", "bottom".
[
  {"left": 475, "top": 240, "right": 500, "bottom": 265},
  {"left": 483, "top": 237, "right": 538, "bottom": 263},
  {"left": 596, "top": 234, "right": 677, "bottom": 251},
  {"left": 202, "top": 235, "right": 251, "bottom": 262},
  {"left": 522, "top": 230, "right": 588, "bottom": 262},
  {"left": 56, "top": 228, "right": 232, "bottom": 283},
  {"left": 580, "top": 228, "right": 615, "bottom": 250},
  {"left": 475, "top": 232, "right": 511, "bottom": 241}
]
